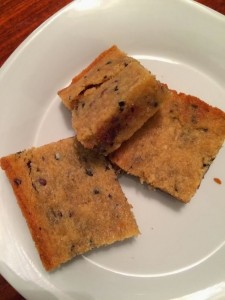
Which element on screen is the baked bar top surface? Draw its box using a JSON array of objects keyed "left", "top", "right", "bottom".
[
  {"left": 110, "top": 90, "right": 225, "bottom": 203},
  {"left": 58, "top": 45, "right": 133, "bottom": 110},
  {"left": 0, "top": 137, "right": 139, "bottom": 271}
]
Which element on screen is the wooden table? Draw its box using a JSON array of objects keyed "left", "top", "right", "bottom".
[{"left": 0, "top": 0, "right": 224, "bottom": 299}]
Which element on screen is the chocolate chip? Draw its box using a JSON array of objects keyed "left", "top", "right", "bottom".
[
  {"left": 68, "top": 211, "right": 74, "bottom": 218},
  {"left": 202, "top": 157, "right": 215, "bottom": 169},
  {"left": 118, "top": 101, "right": 125, "bottom": 112},
  {"left": 124, "top": 62, "right": 128, "bottom": 67},
  {"left": 108, "top": 194, "right": 112, "bottom": 198},
  {"left": 57, "top": 211, "right": 63, "bottom": 218},
  {"left": 174, "top": 184, "right": 179, "bottom": 192},
  {"left": 14, "top": 178, "right": 22, "bottom": 186},
  {"left": 149, "top": 99, "right": 158, "bottom": 107},
  {"left": 93, "top": 188, "right": 100, "bottom": 194},
  {"left": 106, "top": 60, "right": 112, "bottom": 65},
  {"left": 191, "top": 104, "right": 198, "bottom": 109},
  {"left": 39, "top": 178, "right": 47, "bottom": 186},
  {"left": 202, "top": 128, "right": 208, "bottom": 132},
  {"left": 16, "top": 150, "right": 24, "bottom": 156},
  {"left": 85, "top": 168, "right": 93, "bottom": 176},
  {"left": 203, "top": 163, "right": 209, "bottom": 168},
  {"left": 114, "top": 85, "right": 119, "bottom": 92},
  {"left": 27, "top": 160, "right": 32, "bottom": 172}
]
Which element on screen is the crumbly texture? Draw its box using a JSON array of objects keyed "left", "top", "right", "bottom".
[
  {"left": 110, "top": 89, "right": 225, "bottom": 203},
  {"left": 58, "top": 45, "right": 167, "bottom": 154},
  {"left": 0, "top": 137, "right": 139, "bottom": 271}
]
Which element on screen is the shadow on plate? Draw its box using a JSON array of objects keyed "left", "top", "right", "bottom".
[
  {"left": 119, "top": 173, "right": 185, "bottom": 212},
  {"left": 85, "top": 233, "right": 137, "bottom": 255},
  {"left": 58, "top": 101, "right": 74, "bottom": 132}
]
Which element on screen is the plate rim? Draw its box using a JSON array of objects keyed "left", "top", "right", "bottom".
[{"left": 1, "top": 0, "right": 225, "bottom": 299}]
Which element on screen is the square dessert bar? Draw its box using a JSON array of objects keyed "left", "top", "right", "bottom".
[
  {"left": 58, "top": 45, "right": 167, "bottom": 154},
  {"left": 0, "top": 137, "right": 139, "bottom": 271},
  {"left": 110, "top": 90, "right": 225, "bottom": 203}
]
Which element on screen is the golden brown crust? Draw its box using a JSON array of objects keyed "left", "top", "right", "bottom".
[
  {"left": 110, "top": 89, "right": 225, "bottom": 203},
  {"left": 0, "top": 137, "right": 139, "bottom": 271}
]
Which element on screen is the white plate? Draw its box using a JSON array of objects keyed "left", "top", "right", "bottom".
[{"left": 0, "top": 0, "right": 225, "bottom": 299}]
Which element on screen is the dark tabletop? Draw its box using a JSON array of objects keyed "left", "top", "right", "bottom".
[{"left": 0, "top": 0, "right": 224, "bottom": 299}]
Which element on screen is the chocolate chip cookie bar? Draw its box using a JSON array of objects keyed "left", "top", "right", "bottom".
[
  {"left": 58, "top": 45, "right": 167, "bottom": 154},
  {"left": 110, "top": 89, "right": 225, "bottom": 203},
  {"left": 0, "top": 137, "right": 139, "bottom": 270}
]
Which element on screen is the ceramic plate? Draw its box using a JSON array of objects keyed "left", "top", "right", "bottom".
[{"left": 0, "top": 0, "right": 225, "bottom": 299}]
